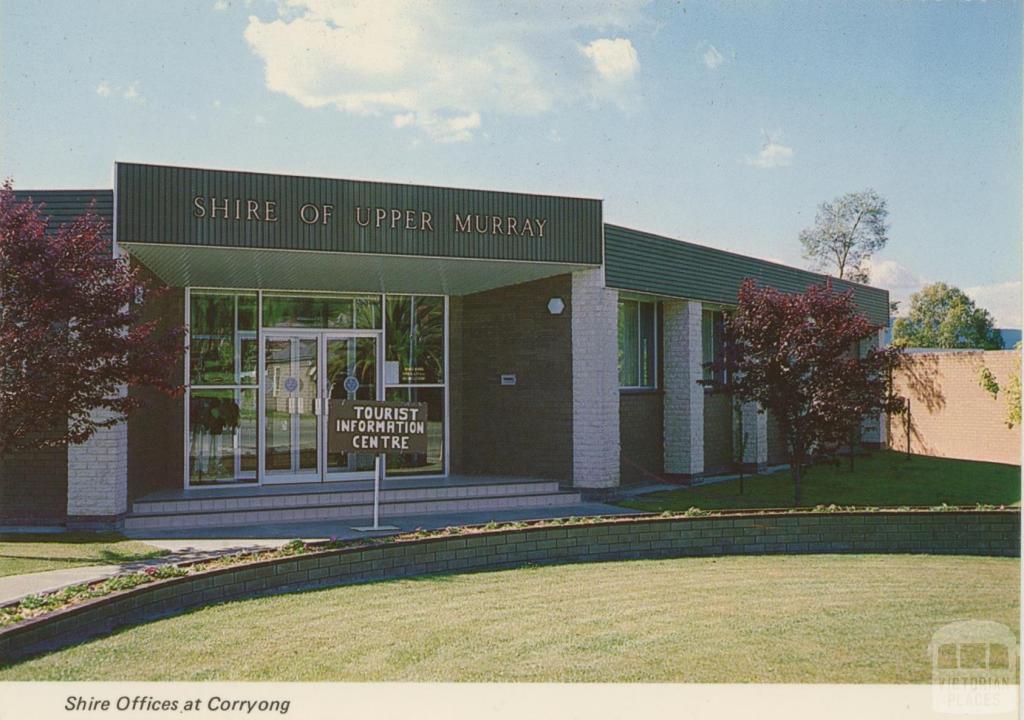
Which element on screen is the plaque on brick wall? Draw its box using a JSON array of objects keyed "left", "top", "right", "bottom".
[{"left": 328, "top": 400, "right": 428, "bottom": 455}]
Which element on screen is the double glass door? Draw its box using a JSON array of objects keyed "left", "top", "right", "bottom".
[{"left": 262, "top": 331, "right": 380, "bottom": 484}]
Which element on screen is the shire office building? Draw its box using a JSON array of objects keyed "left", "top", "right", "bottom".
[{"left": 4, "top": 163, "right": 889, "bottom": 530}]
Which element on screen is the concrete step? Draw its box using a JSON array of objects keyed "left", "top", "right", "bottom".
[
  {"left": 131, "top": 480, "right": 563, "bottom": 516},
  {"left": 123, "top": 491, "right": 583, "bottom": 531}
]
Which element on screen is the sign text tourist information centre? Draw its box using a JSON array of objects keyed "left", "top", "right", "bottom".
[
  {"left": 114, "top": 162, "right": 602, "bottom": 265},
  {"left": 328, "top": 400, "right": 429, "bottom": 455}
]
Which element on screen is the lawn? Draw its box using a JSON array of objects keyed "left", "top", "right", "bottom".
[
  {"left": 618, "top": 450, "right": 1021, "bottom": 513},
  {"left": 1, "top": 554, "right": 1017, "bottom": 682},
  {"left": 0, "top": 533, "right": 166, "bottom": 578}
]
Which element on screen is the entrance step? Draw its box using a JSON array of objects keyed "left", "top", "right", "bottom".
[{"left": 124, "top": 480, "right": 581, "bottom": 531}]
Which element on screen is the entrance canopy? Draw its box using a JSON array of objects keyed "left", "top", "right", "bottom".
[
  {"left": 115, "top": 162, "right": 602, "bottom": 294},
  {"left": 123, "top": 243, "right": 588, "bottom": 295}
]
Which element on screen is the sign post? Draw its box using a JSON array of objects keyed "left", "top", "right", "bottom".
[{"left": 328, "top": 399, "right": 429, "bottom": 532}]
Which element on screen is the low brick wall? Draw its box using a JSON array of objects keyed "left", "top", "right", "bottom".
[{"left": 1, "top": 510, "right": 1018, "bottom": 664}]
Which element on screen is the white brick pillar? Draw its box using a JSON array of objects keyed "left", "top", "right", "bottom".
[
  {"left": 861, "top": 327, "right": 888, "bottom": 446},
  {"left": 740, "top": 401, "right": 768, "bottom": 467},
  {"left": 663, "top": 300, "right": 704, "bottom": 476},
  {"left": 67, "top": 400, "right": 129, "bottom": 526},
  {"left": 570, "top": 268, "right": 620, "bottom": 488}
]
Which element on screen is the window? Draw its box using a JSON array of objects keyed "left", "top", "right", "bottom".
[
  {"left": 618, "top": 298, "right": 657, "bottom": 388},
  {"left": 188, "top": 291, "right": 259, "bottom": 485},
  {"left": 702, "top": 309, "right": 727, "bottom": 386},
  {"left": 385, "top": 295, "right": 446, "bottom": 475}
]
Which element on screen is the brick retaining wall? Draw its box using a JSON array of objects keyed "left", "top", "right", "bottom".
[{"left": 1, "top": 510, "right": 1018, "bottom": 664}]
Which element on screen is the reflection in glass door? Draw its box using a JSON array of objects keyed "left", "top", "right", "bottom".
[
  {"left": 263, "top": 334, "right": 320, "bottom": 483},
  {"left": 261, "top": 331, "right": 381, "bottom": 484},
  {"left": 324, "top": 334, "right": 379, "bottom": 480}
]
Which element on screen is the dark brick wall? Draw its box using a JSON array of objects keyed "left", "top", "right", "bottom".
[
  {"left": 3, "top": 510, "right": 1018, "bottom": 663},
  {"left": 127, "top": 276, "right": 185, "bottom": 501},
  {"left": 450, "top": 275, "right": 573, "bottom": 481},
  {"left": 620, "top": 393, "right": 663, "bottom": 484},
  {"left": 0, "top": 439, "right": 67, "bottom": 525},
  {"left": 703, "top": 392, "right": 734, "bottom": 473}
]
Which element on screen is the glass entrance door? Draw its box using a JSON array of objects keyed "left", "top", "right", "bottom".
[
  {"left": 261, "top": 331, "right": 381, "bottom": 484},
  {"left": 263, "top": 334, "right": 321, "bottom": 484},
  {"left": 324, "top": 334, "right": 379, "bottom": 480}
]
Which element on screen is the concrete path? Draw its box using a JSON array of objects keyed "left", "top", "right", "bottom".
[
  {"left": 1, "top": 502, "right": 638, "bottom": 606},
  {"left": 0, "top": 539, "right": 290, "bottom": 607},
  {"left": 123, "top": 502, "right": 638, "bottom": 541}
]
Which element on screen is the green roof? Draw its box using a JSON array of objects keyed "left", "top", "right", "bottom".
[{"left": 604, "top": 223, "right": 890, "bottom": 325}]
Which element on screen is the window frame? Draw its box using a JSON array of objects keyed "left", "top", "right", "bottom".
[{"left": 618, "top": 296, "right": 659, "bottom": 391}]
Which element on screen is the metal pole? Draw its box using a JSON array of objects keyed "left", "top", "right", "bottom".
[{"left": 372, "top": 454, "right": 381, "bottom": 529}]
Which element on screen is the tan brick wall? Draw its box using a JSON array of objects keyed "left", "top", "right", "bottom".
[{"left": 889, "top": 350, "right": 1021, "bottom": 466}]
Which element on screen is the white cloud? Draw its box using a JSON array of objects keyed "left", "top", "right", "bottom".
[
  {"left": 965, "top": 280, "right": 1022, "bottom": 328},
  {"left": 702, "top": 44, "right": 724, "bottom": 70},
  {"left": 213, "top": 0, "right": 228, "bottom": 9},
  {"left": 243, "top": 0, "right": 647, "bottom": 142},
  {"left": 581, "top": 38, "right": 639, "bottom": 83},
  {"left": 96, "top": 80, "right": 143, "bottom": 104},
  {"left": 746, "top": 132, "right": 793, "bottom": 169},
  {"left": 122, "top": 82, "right": 143, "bottom": 104},
  {"left": 866, "top": 258, "right": 926, "bottom": 312},
  {"left": 254, "top": 114, "right": 268, "bottom": 125}
]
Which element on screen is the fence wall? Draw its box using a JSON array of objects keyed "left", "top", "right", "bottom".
[{"left": 890, "top": 350, "right": 1020, "bottom": 465}]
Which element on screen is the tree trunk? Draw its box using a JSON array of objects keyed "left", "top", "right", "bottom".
[{"left": 793, "top": 460, "right": 802, "bottom": 506}]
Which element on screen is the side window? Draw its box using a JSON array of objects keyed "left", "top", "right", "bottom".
[{"left": 618, "top": 298, "right": 658, "bottom": 389}]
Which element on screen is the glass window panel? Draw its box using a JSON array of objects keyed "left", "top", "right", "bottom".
[
  {"left": 190, "top": 293, "right": 236, "bottom": 386},
  {"left": 237, "top": 294, "right": 257, "bottom": 331},
  {"left": 618, "top": 299, "right": 639, "bottom": 386},
  {"left": 639, "top": 301, "right": 656, "bottom": 387},
  {"left": 386, "top": 295, "right": 445, "bottom": 385},
  {"left": 188, "top": 388, "right": 256, "bottom": 485},
  {"left": 262, "top": 294, "right": 381, "bottom": 329},
  {"left": 384, "top": 387, "right": 444, "bottom": 476},
  {"left": 702, "top": 310, "right": 715, "bottom": 382},
  {"left": 355, "top": 296, "right": 381, "bottom": 329}
]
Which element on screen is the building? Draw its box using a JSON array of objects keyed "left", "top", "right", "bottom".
[{"left": 2, "top": 163, "right": 890, "bottom": 530}]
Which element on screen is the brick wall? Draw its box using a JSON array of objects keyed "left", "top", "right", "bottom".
[
  {"left": 703, "top": 392, "right": 734, "bottom": 473},
  {"left": 620, "top": 393, "right": 664, "bottom": 484},
  {"left": 890, "top": 350, "right": 1021, "bottom": 465},
  {"left": 450, "top": 275, "right": 573, "bottom": 480},
  {"left": 127, "top": 280, "right": 185, "bottom": 501},
  {"left": 2, "top": 510, "right": 1017, "bottom": 663},
  {"left": 0, "top": 437, "right": 67, "bottom": 525},
  {"left": 570, "top": 269, "right": 620, "bottom": 488},
  {"left": 663, "top": 300, "right": 703, "bottom": 475}
]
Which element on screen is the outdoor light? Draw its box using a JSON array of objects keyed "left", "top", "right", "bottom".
[{"left": 547, "top": 297, "right": 565, "bottom": 315}]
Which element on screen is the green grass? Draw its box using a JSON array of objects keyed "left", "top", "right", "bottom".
[
  {"left": 0, "top": 533, "right": 166, "bottom": 578},
  {"left": 618, "top": 450, "right": 1021, "bottom": 513},
  {"left": 1, "top": 554, "right": 1017, "bottom": 682}
]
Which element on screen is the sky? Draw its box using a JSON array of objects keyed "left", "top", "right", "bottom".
[{"left": 1, "top": 0, "right": 1020, "bottom": 326}]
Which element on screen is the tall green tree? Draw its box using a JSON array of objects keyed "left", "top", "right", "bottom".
[
  {"left": 799, "top": 189, "right": 889, "bottom": 283},
  {"left": 893, "top": 282, "right": 1004, "bottom": 349}
]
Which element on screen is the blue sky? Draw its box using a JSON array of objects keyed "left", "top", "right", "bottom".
[{"left": 2, "top": 0, "right": 1020, "bottom": 325}]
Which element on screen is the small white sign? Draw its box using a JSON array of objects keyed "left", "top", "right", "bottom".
[
  {"left": 385, "top": 361, "right": 401, "bottom": 385},
  {"left": 500, "top": 374, "right": 517, "bottom": 386}
]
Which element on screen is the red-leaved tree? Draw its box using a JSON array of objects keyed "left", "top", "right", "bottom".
[
  {"left": 704, "top": 278, "right": 904, "bottom": 505},
  {"left": 0, "top": 181, "right": 183, "bottom": 459}
]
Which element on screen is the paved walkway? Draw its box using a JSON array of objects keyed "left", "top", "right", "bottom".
[{"left": 1, "top": 502, "right": 637, "bottom": 606}]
